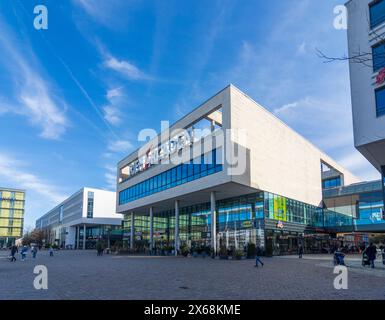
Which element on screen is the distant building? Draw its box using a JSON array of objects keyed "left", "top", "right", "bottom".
[
  {"left": 35, "top": 188, "right": 123, "bottom": 249},
  {"left": 0, "top": 187, "right": 25, "bottom": 248},
  {"left": 346, "top": 0, "right": 385, "bottom": 205}
]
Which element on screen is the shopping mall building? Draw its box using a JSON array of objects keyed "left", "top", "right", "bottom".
[{"left": 116, "top": 85, "right": 368, "bottom": 256}]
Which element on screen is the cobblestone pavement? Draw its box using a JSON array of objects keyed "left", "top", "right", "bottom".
[{"left": 0, "top": 250, "right": 384, "bottom": 300}]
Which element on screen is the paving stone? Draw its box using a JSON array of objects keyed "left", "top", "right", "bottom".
[{"left": 0, "top": 250, "right": 384, "bottom": 300}]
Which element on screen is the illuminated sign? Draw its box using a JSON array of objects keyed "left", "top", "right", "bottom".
[
  {"left": 276, "top": 221, "right": 284, "bottom": 229},
  {"left": 242, "top": 220, "right": 253, "bottom": 228}
]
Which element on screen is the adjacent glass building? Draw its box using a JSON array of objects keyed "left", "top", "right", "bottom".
[{"left": 0, "top": 188, "right": 25, "bottom": 248}]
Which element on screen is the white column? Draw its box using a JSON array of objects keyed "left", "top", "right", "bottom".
[
  {"left": 149, "top": 207, "right": 154, "bottom": 251},
  {"left": 82, "top": 224, "right": 86, "bottom": 250},
  {"left": 130, "top": 212, "right": 134, "bottom": 250},
  {"left": 211, "top": 191, "right": 217, "bottom": 256},
  {"left": 174, "top": 200, "right": 180, "bottom": 256},
  {"left": 77, "top": 226, "right": 80, "bottom": 250}
]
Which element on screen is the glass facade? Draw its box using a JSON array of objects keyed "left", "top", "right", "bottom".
[
  {"left": 323, "top": 180, "right": 385, "bottom": 230},
  {"left": 375, "top": 86, "right": 385, "bottom": 117},
  {"left": 87, "top": 191, "right": 94, "bottom": 218},
  {"left": 373, "top": 42, "right": 385, "bottom": 72},
  {"left": 355, "top": 191, "right": 384, "bottom": 226},
  {"left": 322, "top": 176, "right": 342, "bottom": 190},
  {"left": 76, "top": 225, "right": 123, "bottom": 249},
  {"left": 0, "top": 188, "right": 25, "bottom": 247},
  {"left": 123, "top": 191, "right": 353, "bottom": 255},
  {"left": 119, "top": 149, "right": 223, "bottom": 205},
  {"left": 370, "top": 0, "right": 385, "bottom": 29}
]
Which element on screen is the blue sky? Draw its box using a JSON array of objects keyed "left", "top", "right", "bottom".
[{"left": 0, "top": 0, "right": 380, "bottom": 230}]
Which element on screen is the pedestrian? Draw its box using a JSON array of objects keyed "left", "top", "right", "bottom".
[
  {"left": 96, "top": 241, "right": 103, "bottom": 256},
  {"left": 20, "top": 245, "right": 28, "bottom": 261},
  {"left": 10, "top": 245, "right": 18, "bottom": 262},
  {"left": 31, "top": 246, "right": 38, "bottom": 259},
  {"left": 298, "top": 244, "right": 304, "bottom": 259},
  {"left": 49, "top": 246, "right": 54, "bottom": 257},
  {"left": 364, "top": 243, "right": 377, "bottom": 269},
  {"left": 254, "top": 245, "right": 264, "bottom": 268}
]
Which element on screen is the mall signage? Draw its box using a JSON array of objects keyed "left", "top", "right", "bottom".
[
  {"left": 376, "top": 68, "right": 385, "bottom": 85},
  {"left": 125, "top": 130, "right": 193, "bottom": 179}
]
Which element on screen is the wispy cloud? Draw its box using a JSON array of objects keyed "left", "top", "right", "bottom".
[
  {"left": 104, "top": 55, "right": 151, "bottom": 81},
  {"left": 0, "top": 153, "right": 66, "bottom": 204},
  {"left": 72, "top": 0, "right": 138, "bottom": 29},
  {"left": 0, "top": 19, "right": 69, "bottom": 139},
  {"left": 107, "top": 139, "right": 133, "bottom": 153},
  {"left": 103, "top": 87, "right": 126, "bottom": 126},
  {"left": 104, "top": 164, "right": 117, "bottom": 190}
]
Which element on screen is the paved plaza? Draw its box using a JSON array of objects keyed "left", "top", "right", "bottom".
[{"left": 0, "top": 250, "right": 384, "bottom": 300}]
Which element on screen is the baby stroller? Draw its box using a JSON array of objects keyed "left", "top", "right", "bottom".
[
  {"left": 333, "top": 250, "right": 345, "bottom": 266},
  {"left": 362, "top": 253, "right": 370, "bottom": 267}
]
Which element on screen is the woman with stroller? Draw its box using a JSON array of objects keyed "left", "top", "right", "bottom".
[{"left": 363, "top": 243, "right": 377, "bottom": 269}]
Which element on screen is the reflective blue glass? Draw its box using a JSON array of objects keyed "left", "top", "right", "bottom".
[
  {"left": 119, "top": 150, "right": 223, "bottom": 204},
  {"left": 370, "top": 0, "right": 385, "bottom": 29},
  {"left": 373, "top": 43, "right": 385, "bottom": 72},
  {"left": 375, "top": 87, "right": 385, "bottom": 117}
]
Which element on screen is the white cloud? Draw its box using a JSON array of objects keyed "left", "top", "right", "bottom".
[
  {"left": 103, "top": 87, "right": 127, "bottom": 126},
  {"left": 107, "top": 140, "right": 133, "bottom": 153},
  {"left": 104, "top": 56, "right": 149, "bottom": 80},
  {"left": 72, "top": 0, "right": 137, "bottom": 29},
  {"left": 0, "top": 153, "right": 66, "bottom": 205},
  {"left": 0, "top": 20, "right": 69, "bottom": 140},
  {"left": 19, "top": 77, "right": 68, "bottom": 140}
]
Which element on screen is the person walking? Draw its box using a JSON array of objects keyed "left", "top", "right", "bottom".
[
  {"left": 31, "top": 246, "right": 38, "bottom": 259},
  {"left": 298, "top": 244, "right": 304, "bottom": 259},
  {"left": 96, "top": 241, "right": 103, "bottom": 256},
  {"left": 49, "top": 246, "right": 54, "bottom": 257},
  {"left": 10, "top": 245, "right": 18, "bottom": 262},
  {"left": 20, "top": 245, "right": 28, "bottom": 261},
  {"left": 254, "top": 245, "right": 264, "bottom": 268},
  {"left": 365, "top": 243, "right": 377, "bottom": 269}
]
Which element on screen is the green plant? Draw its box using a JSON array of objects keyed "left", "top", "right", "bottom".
[
  {"left": 234, "top": 249, "right": 244, "bottom": 260},
  {"left": 180, "top": 244, "right": 189, "bottom": 257}
]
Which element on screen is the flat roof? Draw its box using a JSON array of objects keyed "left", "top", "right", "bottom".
[
  {"left": 0, "top": 187, "right": 26, "bottom": 193},
  {"left": 323, "top": 180, "right": 382, "bottom": 198}
]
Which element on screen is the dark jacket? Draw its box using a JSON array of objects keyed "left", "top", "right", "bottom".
[
  {"left": 365, "top": 245, "right": 377, "bottom": 260},
  {"left": 299, "top": 246, "right": 304, "bottom": 254},
  {"left": 10, "top": 246, "right": 18, "bottom": 255}
]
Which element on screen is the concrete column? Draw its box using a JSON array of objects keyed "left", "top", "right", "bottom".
[
  {"left": 76, "top": 226, "right": 80, "bottom": 250},
  {"left": 82, "top": 224, "right": 86, "bottom": 250},
  {"left": 149, "top": 207, "right": 154, "bottom": 252},
  {"left": 382, "top": 166, "right": 385, "bottom": 219},
  {"left": 130, "top": 212, "right": 135, "bottom": 250},
  {"left": 210, "top": 191, "right": 217, "bottom": 256},
  {"left": 174, "top": 200, "right": 180, "bottom": 256}
]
